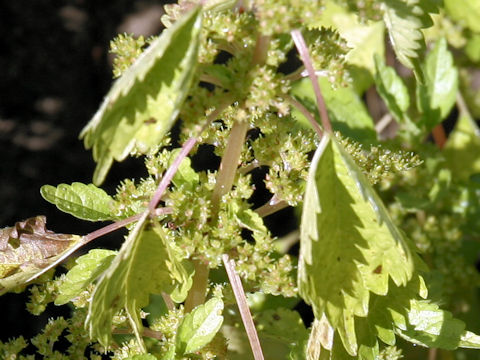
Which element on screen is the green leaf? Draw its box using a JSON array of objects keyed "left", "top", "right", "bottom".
[
  {"left": 417, "top": 37, "right": 458, "bottom": 131},
  {"left": 397, "top": 299, "right": 480, "bottom": 350},
  {"left": 0, "top": 216, "right": 82, "bottom": 295},
  {"left": 87, "top": 213, "right": 193, "bottom": 348},
  {"left": 291, "top": 78, "right": 377, "bottom": 145},
  {"left": 80, "top": 7, "right": 202, "bottom": 185},
  {"left": 125, "top": 355, "right": 158, "bottom": 360},
  {"left": 445, "top": 0, "right": 480, "bottom": 33},
  {"left": 444, "top": 111, "right": 480, "bottom": 180},
  {"left": 170, "top": 149, "right": 199, "bottom": 189},
  {"left": 381, "top": 0, "right": 437, "bottom": 80},
  {"left": 41, "top": 182, "right": 117, "bottom": 221},
  {"left": 55, "top": 249, "right": 117, "bottom": 305},
  {"left": 175, "top": 297, "right": 224, "bottom": 355},
  {"left": 374, "top": 54, "right": 410, "bottom": 122},
  {"left": 298, "top": 134, "right": 417, "bottom": 355}
]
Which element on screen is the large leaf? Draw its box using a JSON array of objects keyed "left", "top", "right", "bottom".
[
  {"left": 291, "top": 78, "right": 377, "bottom": 145},
  {"left": 41, "top": 182, "right": 118, "bottom": 221},
  {"left": 298, "top": 134, "right": 416, "bottom": 356},
  {"left": 445, "top": 0, "right": 480, "bottom": 33},
  {"left": 80, "top": 7, "right": 202, "bottom": 185},
  {"left": 86, "top": 213, "right": 193, "bottom": 348},
  {"left": 55, "top": 249, "right": 117, "bottom": 305},
  {"left": 0, "top": 216, "right": 82, "bottom": 294},
  {"left": 444, "top": 111, "right": 480, "bottom": 180},
  {"left": 417, "top": 37, "right": 458, "bottom": 131},
  {"left": 175, "top": 297, "right": 224, "bottom": 355},
  {"left": 381, "top": 0, "right": 437, "bottom": 80}
]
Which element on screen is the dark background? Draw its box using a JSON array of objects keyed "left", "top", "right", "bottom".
[{"left": 0, "top": 0, "right": 171, "bottom": 341}]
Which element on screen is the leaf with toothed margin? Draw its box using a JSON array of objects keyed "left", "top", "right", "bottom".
[
  {"left": 41, "top": 182, "right": 118, "bottom": 221},
  {"left": 298, "top": 134, "right": 418, "bottom": 356},
  {"left": 86, "top": 213, "right": 193, "bottom": 349},
  {"left": 80, "top": 7, "right": 202, "bottom": 185}
]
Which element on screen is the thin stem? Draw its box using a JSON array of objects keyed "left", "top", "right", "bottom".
[
  {"left": 255, "top": 196, "right": 289, "bottom": 218},
  {"left": 283, "top": 94, "right": 323, "bottom": 138},
  {"left": 184, "top": 259, "right": 210, "bottom": 313},
  {"left": 222, "top": 254, "right": 264, "bottom": 360},
  {"left": 239, "top": 159, "right": 262, "bottom": 174},
  {"left": 291, "top": 29, "right": 332, "bottom": 134},
  {"left": 284, "top": 67, "right": 329, "bottom": 83},
  {"left": 211, "top": 120, "right": 249, "bottom": 215},
  {"left": 112, "top": 327, "right": 164, "bottom": 341},
  {"left": 251, "top": 34, "right": 271, "bottom": 66},
  {"left": 148, "top": 98, "right": 233, "bottom": 213}
]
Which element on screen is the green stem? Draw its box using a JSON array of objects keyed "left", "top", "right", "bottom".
[{"left": 184, "top": 258, "right": 211, "bottom": 313}]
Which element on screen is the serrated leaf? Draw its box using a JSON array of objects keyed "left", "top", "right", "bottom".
[
  {"left": 445, "top": 0, "right": 480, "bottom": 33},
  {"left": 397, "top": 299, "right": 480, "bottom": 350},
  {"left": 417, "top": 37, "right": 458, "bottom": 131},
  {"left": 87, "top": 213, "right": 193, "bottom": 348},
  {"left": 80, "top": 7, "right": 202, "bottom": 185},
  {"left": 55, "top": 249, "right": 117, "bottom": 305},
  {"left": 175, "top": 297, "right": 224, "bottom": 355},
  {"left": 298, "top": 134, "right": 416, "bottom": 355},
  {"left": 444, "top": 111, "right": 480, "bottom": 180},
  {"left": 374, "top": 54, "right": 410, "bottom": 122},
  {"left": 381, "top": 0, "right": 437, "bottom": 80},
  {"left": 41, "top": 182, "right": 117, "bottom": 221},
  {"left": 0, "top": 216, "right": 82, "bottom": 294},
  {"left": 291, "top": 78, "right": 377, "bottom": 145}
]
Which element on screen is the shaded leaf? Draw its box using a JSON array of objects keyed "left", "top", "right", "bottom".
[
  {"left": 175, "top": 297, "right": 224, "bottom": 355},
  {"left": 444, "top": 111, "right": 480, "bottom": 180},
  {"left": 87, "top": 213, "right": 193, "bottom": 348},
  {"left": 41, "top": 182, "right": 118, "bottom": 221},
  {"left": 381, "top": 0, "right": 437, "bottom": 80},
  {"left": 55, "top": 249, "right": 117, "bottom": 305},
  {"left": 298, "top": 134, "right": 417, "bottom": 355},
  {"left": 0, "top": 216, "right": 81, "bottom": 294},
  {"left": 80, "top": 7, "right": 202, "bottom": 185},
  {"left": 417, "top": 37, "right": 458, "bottom": 131},
  {"left": 291, "top": 78, "right": 377, "bottom": 145}
]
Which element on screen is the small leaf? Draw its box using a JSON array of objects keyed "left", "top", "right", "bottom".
[
  {"left": 175, "top": 297, "right": 224, "bottom": 355},
  {"left": 374, "top": 54, "right": 410, "bottom": 122},
  {"left": 298, "top": 134, "right": 417, "bottom": 355},
  {"left": 41, "top": 182, "right": 117, "bottom": 221},
  {"left": 87, "top": 213, "right": 193, "bottom": 348},
  {"left": 80, "top": 7, "right": 202, "bottom": 185},
  {"left": 444, "top": 111, "right": 480, "bottom": 180},
  {"left": 397, "top": 299, "right": 480, "bottom": 350},
  {"left": 0, "top": 216, "right": 82, "bottom": 294},
  {"left": 381, "top": 0, "right": 437, "bottom": 80},
  {"left": 55, "top": 249, "right": 117, "bottom": 305},
  {"left": 417, "top": 37, "right": 458, "bottom": 131}
]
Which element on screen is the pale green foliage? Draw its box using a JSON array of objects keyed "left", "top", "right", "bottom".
[
  {"left": 381, "top": 0, "right": 437, "bottom": 80},
  {"left": 175, "top": 297, "right": 224, "bottom": 355},
  {"left": 41, "top": 182, "right": 118, "bottom": 221},
  {"left": 55, "top": 249, "right": 117, "bottom": 305},
  {"left": 445, "top": 0, "right": 480, "bottom": 33},
  {"left": 81, "top": 7, "right": 202, "bottom": 184}
]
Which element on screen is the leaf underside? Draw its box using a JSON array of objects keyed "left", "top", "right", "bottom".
[{"left": 80, "top": 7, "right": 202, "bottom": 185}]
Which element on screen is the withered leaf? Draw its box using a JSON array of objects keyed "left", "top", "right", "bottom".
[{"left": 0, "top": 216, "right": 82, "bottom": 294}]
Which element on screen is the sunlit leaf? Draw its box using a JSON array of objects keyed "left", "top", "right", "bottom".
[
  {"left": 80, "top": 7, "right": 202, "bottom": 185},
  {"left": 417, "top": 37, "right": 458, "bottom": 131},
  {"left": 55, "top": 249, "right": 117, "bottom": 305},
  {"left": 175, "top": 297, "right": 224, "bottom": 355},
  {"left": 87, "top": 213, "right": 193, "bottom": 348},
  {"left": 381, "top": 0, "right": 437, "bottom": 80},
  {"left": 0, "top": 216, "right": 82, "bottom": 294},
  {"left": 41, "top": 182, "right": 118, "bottom": 221},
  {"left": 445, "top": 0, "right": 480, "bottom": 33},
  {"left": 299, "top": 134, "right": 417, "bottom": 355}
]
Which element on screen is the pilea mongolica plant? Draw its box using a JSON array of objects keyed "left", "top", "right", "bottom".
[{"left": 2, "top": 1, "right": 480, "bottom": 359}]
